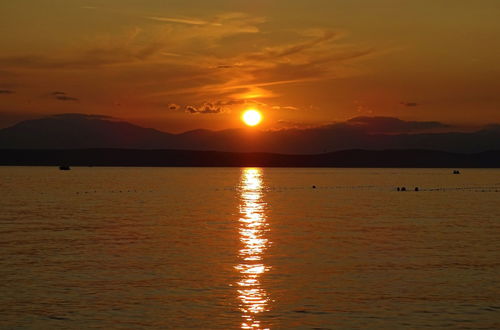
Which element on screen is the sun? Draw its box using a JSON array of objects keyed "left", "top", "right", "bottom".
[{"left": 242, "top": 109, "right": 263, "bottom": 127}]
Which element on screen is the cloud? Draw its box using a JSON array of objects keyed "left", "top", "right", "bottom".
[
  {"left": 272, "top": 105, "right": 299, "bottom": 111},
  {"left": 168, "top": 103, "right": 180, "bottom": 110},
  {"left": 172, "top": 98, "right": 302, "bottom": 117},
  {"left": 248, "top": 30, "right": 339, "bottom": 61},
  {"left": 161, "top": 52, "right": 182, "bottom": 57},
  {"left": 50, "top": 91, "right": 79, "bottom": 102},
  {"left": 400, "top": 101, "right": 419, "bottom": 107},
  {"left": 0, "top": 54, "right": 121, "bottom": 70},
  {"left": 147, "top": 16, "right": 221, "bottom": 26},
  {"left": 0, "top": 89, "right": 14, "bottom": 94},
  {"left": 0, "top": 11, "right": 377, "bottom": 119},
  {"left": 153, "top": 29, "right": 375, "bottom": 106},
  {"left": 0, "top": 12, "right": 265, "bottom": 72},
  {"left": 55, "top": 95, "right": 79, "bottom": 101},
  {"left": 344, "top": 116, "right": 449, "bottom": 133},
  {"left": 0, "top": 30, "right": 166, "bottom": 70},
  {"left": 186, "top": 105, "right": 198, "bottom": 114},
  {"left": 185, "top": 103, "right": 222, "bottom": 114}
]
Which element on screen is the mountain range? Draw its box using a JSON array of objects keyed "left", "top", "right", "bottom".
[{"left": 1, "top": 113, "right": 500, "bottom": 154}]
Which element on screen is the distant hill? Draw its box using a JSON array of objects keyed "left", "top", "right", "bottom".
[
  {"left": 0, "top": 114, "right": 176, "bottom": 149},
  {"left": 1, "top": 149, "right": 500, "bottom": 168},
  {"left": 1, "top": 113, "right": 500, "bottom": 153}
]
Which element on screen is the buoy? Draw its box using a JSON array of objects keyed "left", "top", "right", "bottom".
[{"left": 312, "top": 185, "right": 317, "bottom": 189}]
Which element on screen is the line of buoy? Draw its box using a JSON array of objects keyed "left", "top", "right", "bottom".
[
  {"left": 397, "top": 186, "right": 419, "bottom": 192},
  {"left": 75, "top": 190, "right": 143, "bottom": 194}
]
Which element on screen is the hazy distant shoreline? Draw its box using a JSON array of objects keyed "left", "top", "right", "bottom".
[{"left": 1, "top": 149, "right": 500, "bottom": 168}]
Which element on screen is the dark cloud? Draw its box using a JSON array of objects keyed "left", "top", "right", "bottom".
[
  {"left": 400, "top": 102, "right": 419, "bottom": 107},
  {"left": 49, "top": 91, "right": 79, "bottom": 102},
  {"left": 49, "top": 92, "right": 76, "bottom": 101},
  {"left": 168, "top": 103, "right": 180, "bottom": 111},
  {"left": 185, "top": 103, "right": 222, "bottom": 114},
  {"left": 55, "top": 95, "right": 79, "bottom": 101},
  {"left": 344, "top": 116, "right": 448, "bottom": 133},
  {"left": 180, "top": 99, "right": 265, "bottom": 115},
  {"left": 0, "top": 89, "right": 14, "bottom": 94},
  {"left": 196, "top": 103, "right": 222, "bottom": 114}
]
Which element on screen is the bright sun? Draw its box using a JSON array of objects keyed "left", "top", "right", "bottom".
[{"left": 242, "top": 109, "right": 263, "bottom": 127}]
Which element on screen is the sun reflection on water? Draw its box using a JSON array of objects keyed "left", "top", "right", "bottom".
[{"left": 236, "top": 168, "right": 271, "bottom": 329}]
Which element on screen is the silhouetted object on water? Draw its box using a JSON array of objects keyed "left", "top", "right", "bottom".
[
  {"left": 453, "top": 170, "right": 461, "bottom": 174},
  {"left": 401, "top": 187, "right": 406, "bottom": 191},
  {"left": 312, "top": 185, "right": 317, "bottom": 189},
  {"left": 397, "top": 187, "right": 400, "bottom": 191},
  {"left": 59, "top": 165, "right": 70, "bottom": 170},
  {"left": 415, "top": 187, "right": 419, "bottom": 191}
]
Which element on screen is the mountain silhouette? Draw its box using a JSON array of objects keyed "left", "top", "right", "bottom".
[{"left": 1, "top": 113, "right": 500, "bottom": 153}]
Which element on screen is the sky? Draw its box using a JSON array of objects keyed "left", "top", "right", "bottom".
[{"left": 0, "top": 0, "right": 499, "bottom": 132}]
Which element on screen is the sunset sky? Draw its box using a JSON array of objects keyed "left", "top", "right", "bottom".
[{"left": 1, "top": 0, "right": 499, "bottom": 132}]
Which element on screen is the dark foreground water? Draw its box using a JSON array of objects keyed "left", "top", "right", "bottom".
[{"left": 1, "top": 167, "right": 499, "bottom": 329}]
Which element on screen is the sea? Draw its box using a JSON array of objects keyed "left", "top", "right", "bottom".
[{"left": 1, "top": 167, "right": 499, "bottom": 329}]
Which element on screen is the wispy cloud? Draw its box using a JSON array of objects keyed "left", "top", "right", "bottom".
[
  {"left": 400, "top": 101, "right": 419, "bottom": 107},
  {"left": 272, "top": 105, "right": 299, "bottom": 111},
  {"left": 0, "top": 10, "right": 377, "bottom": 121},
  {"left": 152, "top": 27, "right": 375, "bottom": 109},
  {"left": 147, "top": 16, "right": 221, "bottom": 26},
  {"left": 246, "top": 30, "right": 340, "bottom": 61},
  {"left": 50, "top": 91, "right": 79, "bottom": 102}
]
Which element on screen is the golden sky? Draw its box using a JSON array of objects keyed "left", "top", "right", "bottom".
[{"left": 0, "top": 0, "right": 499, "bottom": 132}]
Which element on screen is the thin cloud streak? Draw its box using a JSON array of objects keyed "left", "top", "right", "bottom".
[{"left": 147, "top": 16, "right": 222, "bottom": 26}]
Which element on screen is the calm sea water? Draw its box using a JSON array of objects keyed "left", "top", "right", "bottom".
[{"left": 1, "top": 167, "right": 499, "bottom": 329}]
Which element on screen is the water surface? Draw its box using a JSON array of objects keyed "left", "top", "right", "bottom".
[{"left": 1, "top": 167, "right": 499, "bottom": 329}]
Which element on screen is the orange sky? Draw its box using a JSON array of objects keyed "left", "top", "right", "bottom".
[{"left": 0, "top": 0, "right": 499, "bottom": 132}]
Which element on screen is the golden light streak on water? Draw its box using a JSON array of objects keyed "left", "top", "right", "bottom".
[{"left": 236, "top": 168, "right": 271, "bottom": 329}]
